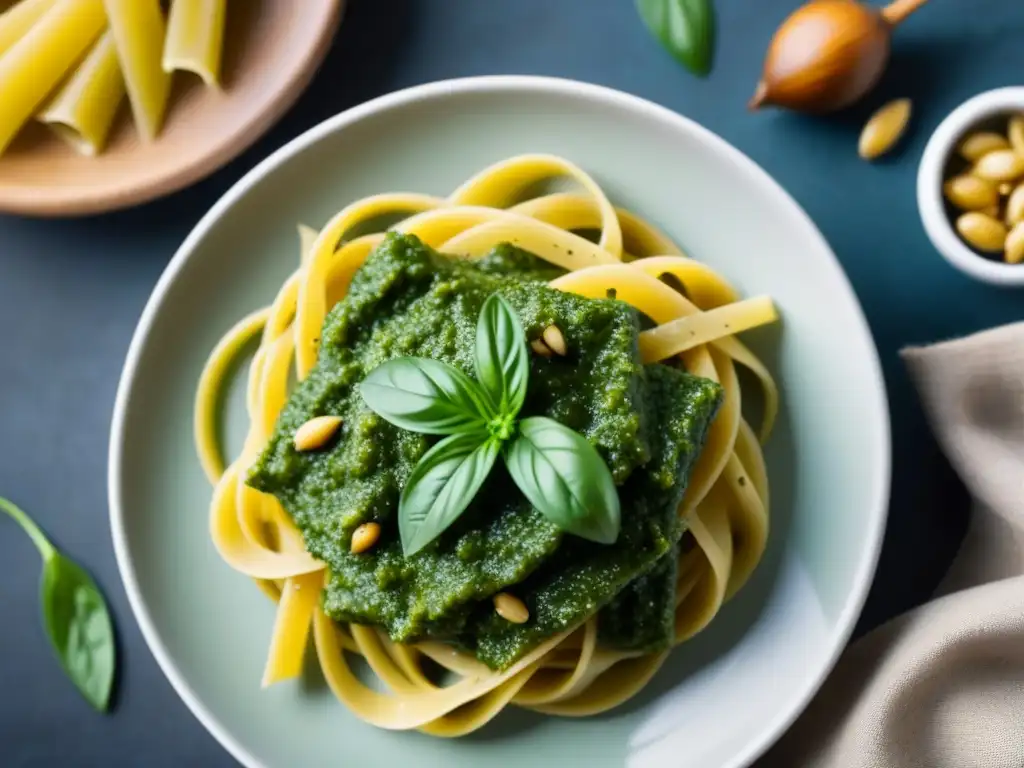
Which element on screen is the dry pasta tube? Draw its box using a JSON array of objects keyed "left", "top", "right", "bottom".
[
  {"left": 0, "top": 0, "right": 106, "bottom": 155},
  {"left": 104, "top": 0, "right": 171, "bottom": 140},
  {"left": 0, "top": 0, "right": 58, "bottom": 59},
  {"left": 37, "top": 31, "right": 125, "bottom": 156},
  {"left": 163, "top": 0, "right": 227, "bottom": 87}
]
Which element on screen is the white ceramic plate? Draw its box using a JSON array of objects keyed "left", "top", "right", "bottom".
[{"left": 109, "top": 76, "right": 891, "bottom": 768}]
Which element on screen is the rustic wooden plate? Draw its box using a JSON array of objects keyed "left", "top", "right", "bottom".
[{"left": 0, "top": 0, "right": 344, "bottom": 216}]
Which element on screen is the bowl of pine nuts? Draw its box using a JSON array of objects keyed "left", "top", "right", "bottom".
[{"left": 918, "top": 87, "right": 1024, "bottom": 286}]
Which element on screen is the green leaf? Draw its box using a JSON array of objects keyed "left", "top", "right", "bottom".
[
  {"left": 0, "top": 497, "right": 116, "bottom": 712},
  {"left": 399, "top": 433, "right": 501, "bottom": 555},
  {"left": 636, "top": 0, "right": 715, "bottom": 77},
  {"left": 505, "top": 417, "right": 621, "bottom": 544},
  {"left": 475, "top": 294, "right": 529, "bottom": 418},
  {"left": 360, "top": 357, "right": 493, "bottom": 435},
  {"left": 41, "top": 555, "right": 116, "bottom": 712}
]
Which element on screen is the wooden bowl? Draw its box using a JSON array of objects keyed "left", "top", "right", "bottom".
[{"left": 0, "top": 0, "right": 344, "bottom": 216}]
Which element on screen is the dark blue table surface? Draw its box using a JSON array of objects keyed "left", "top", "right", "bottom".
[{"left": 2, "top": 1, "right": 1022, "bottom": 765}]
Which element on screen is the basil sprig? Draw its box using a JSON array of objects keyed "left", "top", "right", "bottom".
[
  {"left": 636, "top": 0, "right": 715, "bottom": 77},
  {"left": 360, "top": 294, "right": 621, "bottom": 556},
  {"left": 474, "top": 292, "right": 529, "bottom": 415},
  {"left": 360, "top": 357, "right": 494, "bottom": 434},
  {"left": 399, "top": 433, "right": 501, "bottom": 556},
  {"left": 1, "top": 496, "right": 116, "bottom": 711},
  {"left": 506, "top": 418, "right": 621, "bottom": 545}
]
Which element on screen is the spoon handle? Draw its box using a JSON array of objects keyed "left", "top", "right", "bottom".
[{"left": 881, "top": 0, "right": 930, "bottom": 26}]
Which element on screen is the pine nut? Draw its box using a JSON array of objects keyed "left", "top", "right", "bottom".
[
  {"left": 858, "top": 98, "right": 912, "bottom": 160},
  {"left": 1005, "top": 222, "right": 1024, "bottom": 264},
  {"left": 1006, "top": 184, "right": 1024, "bottom": 226},
  {"left": 493, "top": 592, "right": 529, "bottom": 624},
  {"left": 943, "top": 175, "right": 998, "bottom": 210},
  {"left": 956, "top": 212, "right": 1008, "bottom": 253},
  {"left": 293, "top": 415, "right": 343, "bottom": 451},
  {"left": 1009, "top": 115, "right": 1024, "bottom": 156},
  {"left": 959, "top": 131, "right": 1010, "bottom": 161},
  {"left": 541, "top": 325, "right": 568, "bottom": 356},
  {"left": 530, "top": 338, "right": 553, "bottom": 357},
  {"left": 973, "top": 149, "right": 1024, "bottom": 182},
  {"left": 350, "top": 522, "right": 381, "bottom": 554}
]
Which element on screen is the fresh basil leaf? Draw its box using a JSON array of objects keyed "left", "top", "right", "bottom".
[
  {"left": 475, "top": 294, "right": 529, "bottom": 418},
  {"left": 41, "top": 554, "right": 116, "bottom": 712},
  {"left": 0, "top": 497, "right": 116, "bottom": 712},
  {"left": 400, "top": 433, "right": 501, "bottom": 555},
  {"left": 360, "top": 357, "right": 493, "bottom": 435},
  {"left": 636, "top": 0, "right": 715, "bottom": 77},
  {"left": 505, "top": 417, "right": 621, "bottom": 544}
]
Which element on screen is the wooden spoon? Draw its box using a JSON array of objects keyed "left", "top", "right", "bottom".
[
  {"left": 750, "top": 0, "right": 930, "bottom": 114},
  {"left": 0, "top": 0, "right": 344, "bottom": 216}
]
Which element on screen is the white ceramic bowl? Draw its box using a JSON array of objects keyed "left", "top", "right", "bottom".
[
  {"left": 109, "top": 76, "right": 891, "bottom": 768},
  {"left": 918, "top": 86, "right": 1024, "bottom": 286}
]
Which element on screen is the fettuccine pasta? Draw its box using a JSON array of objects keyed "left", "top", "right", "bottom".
[{"left": 195, "top": 154, "right": 778, "bottom": 735}]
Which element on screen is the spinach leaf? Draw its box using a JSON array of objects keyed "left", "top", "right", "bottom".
[
  {"left": 636, "top": 0, "right": 716, "bottom": 77},
  {"left": 399, "top": 433, "right": 501, "bottom": 555},
  {"left": 360, "top": 357, "right": 493, "bottom": 435},
  {"left": 474, "top": 294, "right": 529, "bottom": 417},
  {"left": 0, "top": 497, "right": 115, "bottom": 712},
  {"left": 42, "top": 555, "right": 116, "bottom": 711},
  {"left": 505, "top": 417, "right": 621, "bottom": 544}
]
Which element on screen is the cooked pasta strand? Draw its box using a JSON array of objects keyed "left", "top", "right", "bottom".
[
  {"left": 639, "top": 295, "right": 777, "bottom": 361},
  {"left": 261, "top": 571, "right": 323, "bottom": 687}
]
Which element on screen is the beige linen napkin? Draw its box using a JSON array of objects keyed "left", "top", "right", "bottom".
[{"left": 763, "top": 322, "right": 1024, "bottom": 768}]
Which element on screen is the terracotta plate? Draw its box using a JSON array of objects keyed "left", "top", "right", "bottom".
[{"left": 0, "top": 0, "right": 344, "bottom": 216}]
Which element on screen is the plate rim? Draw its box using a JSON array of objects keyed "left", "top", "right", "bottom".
[{"left": 107, "top": 74, "right": 892, "bottom": 768}]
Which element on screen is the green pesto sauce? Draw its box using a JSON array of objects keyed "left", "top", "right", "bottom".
[
  {"left": 248, "top": 233, "right": 723, "bottom": 669},
  {"left": 465, "top": 365, "right": 722, "bottom": 667}
]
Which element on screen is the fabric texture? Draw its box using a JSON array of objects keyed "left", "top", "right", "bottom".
[{"left": 762, "top": 322, "right": 1024, "bottom": 768}]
